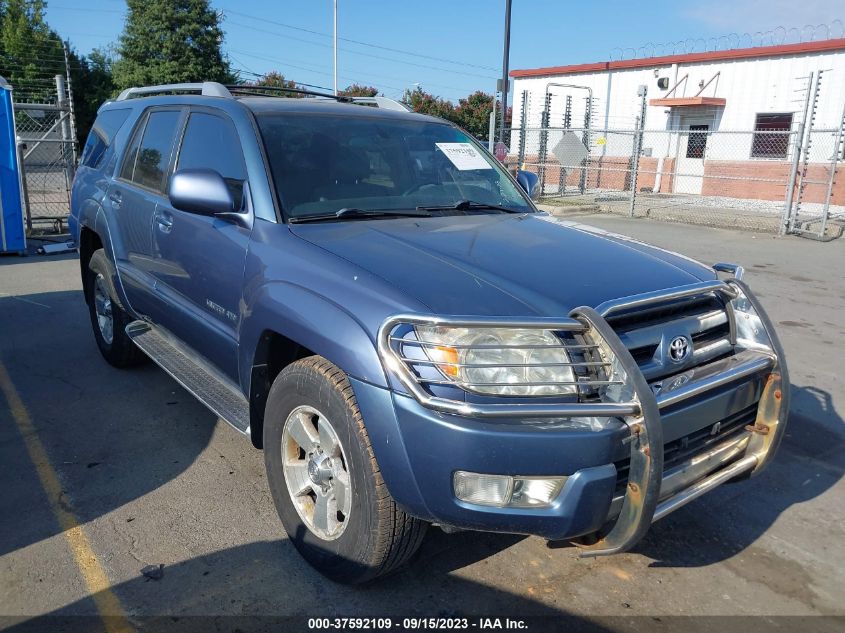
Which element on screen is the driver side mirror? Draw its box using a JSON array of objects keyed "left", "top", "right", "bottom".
[
  {"left": 516, "top": 170, "right": 540, "bottom": 200},
  {"left": 169, "top": 168, "right": 235, "bottom": 216}
]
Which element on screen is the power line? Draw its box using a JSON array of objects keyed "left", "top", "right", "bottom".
[
  {"left": 44, "top": 4, "right": 124, "bottom": 13},
  {"left": 45, "top": 2, "right": 496, "bottom": 75},
  {"left": 228, "top": 48, "right": 470, "bottom": 97},
  {"left": 224, "top": 19, "right": 496, "bottom": 81},
  {"left": 228, "top": 49, "right": 404, "bottom": 93},
  {"left": 222, "top": 8, "right": 498, "bottom": 72},
  {"left": 229, "top": 69, "right": 335, "bottom": 93}
]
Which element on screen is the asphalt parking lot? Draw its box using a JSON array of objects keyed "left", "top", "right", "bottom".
[{"left": 1, "top": 213, "right": 844, "bottom": 631}]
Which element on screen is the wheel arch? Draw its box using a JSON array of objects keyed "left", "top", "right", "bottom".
[
  {"left": 78, "top": 225, "right": 104, "bottom": 303},
  {"left": 247, "top": 329, "right": 317, "bottom": 448},
  {"left": 241, "top": 282, "right": 388, "bottom": 449}
]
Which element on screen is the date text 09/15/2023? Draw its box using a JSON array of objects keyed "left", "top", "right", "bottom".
[{"left": 307, "top": 617, "right": 529, "bottom": 630}]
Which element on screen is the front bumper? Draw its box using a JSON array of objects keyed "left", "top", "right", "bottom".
[{"left": 360, "top": 274, "right": 789, "bottom": 553}]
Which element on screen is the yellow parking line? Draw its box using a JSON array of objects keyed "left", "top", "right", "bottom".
[{"left": 0, "top": 361, "right": 133, "bottom": 633}]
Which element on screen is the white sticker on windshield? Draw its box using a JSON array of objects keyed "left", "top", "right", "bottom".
[{"left": 435, "top": 143, "right": 492, "bottom": 170}]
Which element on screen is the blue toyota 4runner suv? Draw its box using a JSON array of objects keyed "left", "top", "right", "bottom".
[{"left": 70, "top": 82, "right": 789, "bottom": 584}]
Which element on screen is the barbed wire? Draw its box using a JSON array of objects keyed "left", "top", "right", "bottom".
[{"left": 609, "top": 20, "right": 845, "bottom": 61}]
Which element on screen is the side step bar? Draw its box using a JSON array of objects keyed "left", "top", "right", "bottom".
[{"left": 126, "top": 321, "right": 250, "bottom": 435}]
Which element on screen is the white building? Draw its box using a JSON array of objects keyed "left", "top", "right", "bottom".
[{"left": 509, "top": 39, "right": 845, "bottom": 201}]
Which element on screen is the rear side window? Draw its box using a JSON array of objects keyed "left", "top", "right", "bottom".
[
  {"left": 80, "top": 108, "right": 131, "bottom": 169},
  {"left": 176, "top": 112, "right": 247, "bottom": 209},
  {"left": 120, "top": 110, "right": 182, "bottom": 192}
]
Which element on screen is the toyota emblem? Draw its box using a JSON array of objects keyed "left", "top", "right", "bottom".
[{"left": 668, "top": 336, "right": 690, "bottom": 363}]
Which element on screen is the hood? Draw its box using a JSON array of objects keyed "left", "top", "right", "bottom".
[{"left": 290, "top": 213, "right": 715, "bottom": 316}]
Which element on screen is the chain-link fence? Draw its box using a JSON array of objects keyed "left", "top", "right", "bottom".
[
  {"left": 9, "top": 72, "right": 77, "bottom": 235},
  {"left": 506, "top": 124, "right": 844, "bottom": 237},
  {"left": 504, "top": 72, "right": 845, "bottom": 239}
]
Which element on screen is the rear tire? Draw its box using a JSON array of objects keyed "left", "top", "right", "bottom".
[
  {"left": 264, "top": 356, "right": 427, "bottom": 584},
  {"left": 85, "top": 249, "right": 147, "bottom": 368}
]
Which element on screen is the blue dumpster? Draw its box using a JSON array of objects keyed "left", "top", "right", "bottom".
[{"left": 0, "top": 76, "right": 26, "bottom": 254}]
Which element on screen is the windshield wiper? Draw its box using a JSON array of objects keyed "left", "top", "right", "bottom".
[
  {"left": 289, "top": 207, "right": 433, "bottom": 224},
  {"left": 416, "top": 200, "right": 525, "bottom": 214}
]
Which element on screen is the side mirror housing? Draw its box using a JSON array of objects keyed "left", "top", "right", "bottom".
[
  {"left": 168, "top": 169, "right": 235, "bottom": 216},
  {"left": 516, "top": 170, "right": 540, "bottom": 199}
]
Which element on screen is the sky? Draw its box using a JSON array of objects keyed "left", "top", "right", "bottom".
[{"left": 43, "top": 0, "right": 844, "bottom": 102}]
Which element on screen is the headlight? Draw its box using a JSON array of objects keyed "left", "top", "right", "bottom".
[{"left": 414, "top": 326, "right": 577, "bottom": 396}]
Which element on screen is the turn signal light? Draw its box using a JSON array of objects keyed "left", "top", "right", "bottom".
[{"left": 430, "top": 345, "right": 459, "bottom": 377}]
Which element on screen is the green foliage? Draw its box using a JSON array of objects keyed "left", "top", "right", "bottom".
[
  {"left": 454, "top": 90, "right": 495, "bottom": 139},
  {"left": 403, "top": 86, "right": 503, "bottom": 140},
  {"left": 403, "top": 85, "right": 455, "bottom": 120},
  {"left": 68, "top": 46, "right": 116, "bottom": 144},
  {"left": 0, "top": 2, "right": 506, "bottom": 148},
  {"left": 112, "top": 0, "right": 235, "bottom": 90},
  {"left": 246, "top": 70, "right": 303, "bottom": 97},
  {"left": 0, "top": 0, "right": 64, "bottom": 100},
  {"left": 339, "top": 83, "right": 378, "bottom": 97},
  {"left": 0, "top": 1, "right": 115, "bottom": 144}
]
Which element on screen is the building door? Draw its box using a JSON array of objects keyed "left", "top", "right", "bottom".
[{"left": 674, "top": 117, "right": 710, "bottom": 194}]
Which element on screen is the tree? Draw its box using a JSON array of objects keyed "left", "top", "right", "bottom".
[
  {"left": 112, "top": 0, "right": 235, "bottom": 90},
  {"left": 402, "top": 86, "right": 454, "bottom": 120},
  {"left": 246, "top": 71, "right": 303, "bottom": 97},
  {"left": 0, "top": 0, "right": 65, "bottom": 100},
  {"left": 453, "top": 90, "right": 495, "bottom": 140},
  {"left": 68, "top": 46, "right": 117, "bottom": 144},
  {"left": 339, "top": 83, "right": 378, "bottom": 97},
  {"left": 401, "top": 86, "right": 505, "bottom": 141}
]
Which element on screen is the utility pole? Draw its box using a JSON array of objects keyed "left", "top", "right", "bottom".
[
  {"left": 333, "top": 0, "right": 338, "bottom": 95},
  {"left": 498, "top": 0, "right": 512, "bottom": 143}
]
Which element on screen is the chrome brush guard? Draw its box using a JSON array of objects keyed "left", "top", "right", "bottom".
[{"left": 377, "top": 265, "right": 789, "bottom": 556}]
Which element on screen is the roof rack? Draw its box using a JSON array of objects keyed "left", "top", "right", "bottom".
[
  {"left": 226, "top": 85, "right": 410, "bottom": 111},
  {"left": 226, "top": 85, "right": 350, "bottom": 100},
  {"left": 115, "top": 81, "right": 232, "bottom": 101},
  {"left": 114, "top": 81, "right": 411, "bottom": 111},
  {"left": 344, "top": 96, "right": 411, "bottom": 112}
]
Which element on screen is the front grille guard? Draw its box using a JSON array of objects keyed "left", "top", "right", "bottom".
[{"left": 375, "top": 267, "right": 789, "bottom": 557}]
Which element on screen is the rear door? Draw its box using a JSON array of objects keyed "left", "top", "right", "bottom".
[
  {"left": 107, "top": 107, "right": 185, "bottom": 318},
  {"left": 148, "top": 108, "right": 251, "bottom": 380}
]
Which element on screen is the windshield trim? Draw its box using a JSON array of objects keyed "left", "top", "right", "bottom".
[{"left": 253, "top": 111, "right": 537, "bottom": 224}]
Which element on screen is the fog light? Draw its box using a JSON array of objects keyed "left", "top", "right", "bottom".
[
  {"left": 453, "top": 471, "right": 512, "bottom": 506},
  {"left": 453, "top": 471, "right": 565, "bottom": 508}
]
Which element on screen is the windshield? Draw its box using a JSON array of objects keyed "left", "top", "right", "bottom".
[{"left": 255, "top": 113, "right": 533, "bottom": 219}]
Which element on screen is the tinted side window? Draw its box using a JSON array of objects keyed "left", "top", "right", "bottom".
[
  {"left": 177, "top": 112, "right": 247, "bottom": 208},
  {"left": 119, "top": 113, "right": 145, "bottom": 182},
  {"left": 80, "top": 108, "right": 131, "bottom": 169},
  {"left": 130, "top": 110, "right": 182, "bottom": 192}
]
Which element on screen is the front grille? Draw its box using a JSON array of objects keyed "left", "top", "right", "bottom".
[
  {"left": 613, "top": 402, "right": 757, "bottom": 495},
  {"left": 606, "top": 295, "right": 734, "bottom": 382}
]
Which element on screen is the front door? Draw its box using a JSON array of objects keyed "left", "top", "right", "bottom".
[
  {"left": 149, "top": 109, "right": 251, "bottom": 381},
  {"left": 674, "top": 117, "right": 710, "bottom": 195}
]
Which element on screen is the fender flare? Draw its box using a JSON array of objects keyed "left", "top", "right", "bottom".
[
  {"left": 239, "top": 280, "right": 388, "bottom": 394},
  {"left": 87, "top": 249, "right": 125, "bottom": 310}
]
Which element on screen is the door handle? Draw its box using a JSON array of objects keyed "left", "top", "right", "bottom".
[
  {"left": 108, "top": 191, "right": 122, "bottom": 209},
  {"left": 156, "top": 211, "right": 173, "bottom": 234}
]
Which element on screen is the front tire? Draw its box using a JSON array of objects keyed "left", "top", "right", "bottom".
[
  {"left": 264, "top": 356, "right": 427, "bottom": 584},
  {"left": 85, "top": 249, "right": 147, "bottom": 368}
]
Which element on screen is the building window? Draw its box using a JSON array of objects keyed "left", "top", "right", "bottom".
[
  {"left": 686, "top": 124, "right": 709, "bottom": 159},
  {"left": 751, "top": 113, "right": 793, "bottom": 159}
]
